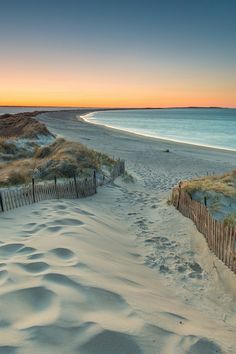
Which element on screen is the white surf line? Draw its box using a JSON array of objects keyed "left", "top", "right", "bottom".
[{"left": 79, "top": 112, "right": 236, "bottom": 153}]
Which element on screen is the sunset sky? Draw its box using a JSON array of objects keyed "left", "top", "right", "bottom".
[{"left": 1, "top": 0, "right": 236, "bottom": 108}]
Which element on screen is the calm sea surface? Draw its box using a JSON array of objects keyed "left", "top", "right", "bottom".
[
  {"left": 1, "top": 107, "right": 236, "bottom": 151},
  {"left": 84, "top": 109, "right": 236, "bottom": 151}
]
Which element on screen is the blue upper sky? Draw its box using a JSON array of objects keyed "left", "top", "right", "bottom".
[{"left": 0, "top": 0, "right": 235, "bottom": 107}]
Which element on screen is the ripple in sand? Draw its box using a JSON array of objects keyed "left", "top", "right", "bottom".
[
  {"left": 43, "top": 273, "right": 82, "bottom": 290},
  {"left": 54, "top": 204, "right": 67, "bottom": 210},
  {"left": 0, "top": 243, "right": 23, "bottom": 257},
  {"left": 46, "top": 226, "right": 62, "bottom": 233},
  {"left": 86, "top": 287, "right": 130, "bottom": 312},
  {"left": 0, "top": 346, "right": 17, "bottom": 354},
  {"left": 16, "top": 246, "right": 36, "bottom": 255},
  {"left": 25, "top": 222, "right": 37, "bottom": 227},
  {"left": 80, "top": 329, "right": 143, "bottom": 354},
  {"left": 186, "top": 337, "right": 223, "bottom": 354},
  {"left": 0, "top": 286, "right": 56, "bottom": 323},
  {"left": 73, "top": 207, "right": 95, "bottom": 216},
  {"left": 17, "top": 262, "right": 49, "bottom": 274},
  {"left": 19, "top": 223, "right": 47, "bottom": 236},
  {"left": 26, "top": 322, "right": 96, "bottom": 347},
  {"left": 28, "top": 253, "right": 44, "bottom": 260},
  {"left": 27, "top": 324, "right": 80, "bottom": 345},
  {"left": 48, "top": 218, "right": 84, "bottom": 226},
  {"left": 0, "top": 270, "right": 8, "bottom": 285},
  {"left": 50, "top": 248, "right": 75, "bottom": 260}
]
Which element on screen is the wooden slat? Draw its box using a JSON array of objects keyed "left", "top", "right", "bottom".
[{"left": 172, "top": 185, "right": 236, "bottom": 274}]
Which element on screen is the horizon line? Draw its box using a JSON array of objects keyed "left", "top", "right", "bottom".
[{"left": 0, "top": 105, "right": 235, "bottom": 109}]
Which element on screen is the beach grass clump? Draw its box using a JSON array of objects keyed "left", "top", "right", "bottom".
[
  {"left": 122, "top": 171, "right": 135, "bottom": 183},
  {"left": 0, "top": 138, "right": 17, "bottom": 155},
  {"left": 0, "top": 159, "right": 34, "bottom": 186},
  {"left": 0, "top": 136, "right": 38, "bottom": 162},
  {"left": 35, "top": 138, "right": 115, "bottom": 170},
  {"left": 223, "top": 213, "right": 236, "bottom": 228},
  {"left": 6, "top": 170, "right": 29, "bottom": 186},
  {"left": 183, "top": 171, "right": 236, "bottom": 197},
  {"left": 0, "top": 138, "right": 116, "bottom": 186}
]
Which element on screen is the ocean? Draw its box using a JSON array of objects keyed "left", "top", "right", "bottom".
[
  {"left": 1, "top": 107, "right": 236, "bottom": 151},
  {"left": 83, "top": 108, "right": 236, "bottom": 151}
]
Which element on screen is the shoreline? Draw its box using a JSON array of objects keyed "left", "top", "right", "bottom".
[
  {"left": 2, "top": 106, "right": 236, "bottom": 155},
  {"left": 79, "top": 110, "right": 236, "bottom": 155}
]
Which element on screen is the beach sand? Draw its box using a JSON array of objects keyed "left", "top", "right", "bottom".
[{"left": 1, "top": 110, "right": 236, "bottom": 354}]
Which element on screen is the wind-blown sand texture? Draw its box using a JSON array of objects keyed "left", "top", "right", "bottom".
[{"left": 1, "top": 109, "right": 236, "bottom": 354}]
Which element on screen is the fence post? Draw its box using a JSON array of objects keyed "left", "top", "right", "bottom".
[
  {"left": 32, "top": 178, "right": 36, "bottom": 203},
  {"left": 0, "top": 191, "right": 4, "bottom": 212},
  {"left": 177, "top": 186, "right": 181, "bottom": 210},
  {"left": 54, "top": 176, "right": 59, "bottom": 199},
  {"left": 93, "top": 170, "right": 97, "bottom": 193},
  {"left": 74, "top": 175, "right": 79, "bottom": 198}
]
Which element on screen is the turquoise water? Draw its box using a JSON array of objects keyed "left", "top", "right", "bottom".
[{"left": 84, "top": 109, "right": 236, "bottom": 151}]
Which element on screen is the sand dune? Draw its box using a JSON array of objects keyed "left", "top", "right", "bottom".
[
  {"left": 0, "top": 183, "right": 236, "bottom": 354},
  {"left": 0, "top": 110, "right": 236, "bottom": 353}
]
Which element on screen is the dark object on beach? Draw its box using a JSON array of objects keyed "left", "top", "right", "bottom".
[{"left": 164, "top": 149, "right": 170, "bottom": 153}]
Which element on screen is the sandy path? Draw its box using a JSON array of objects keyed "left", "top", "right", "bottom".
[{"left": 0, "top": 110, "right": 236, "bottom": 353}]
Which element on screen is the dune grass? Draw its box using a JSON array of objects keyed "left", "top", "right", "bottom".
[
  {"left": 223, "top": 213, "right": 236, "bottom": 228},
  {"left": 183, "top": 171, "right": 236, "bottom": 197},
  {"left": 0, "top": 138, "right": 116, "bottom": 186}
]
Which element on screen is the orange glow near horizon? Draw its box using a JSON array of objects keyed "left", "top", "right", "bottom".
[
  {"left": 1, "top": 86, "right": 236, "bottom": 109},
  {"left": 1, "top": 58, "right": 236, "bottom": 109}
]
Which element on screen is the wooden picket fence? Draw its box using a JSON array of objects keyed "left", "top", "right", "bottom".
[
  {"left": 171, "top": 182, "right": 236, "bottom": 273},
  {"left": 0, "top": 159, "right": 125, "bottom": 213}
]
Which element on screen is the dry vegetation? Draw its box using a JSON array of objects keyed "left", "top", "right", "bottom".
[
  {"left": 0, "top": 138, "right": 115, "bottom": 186},
  {"left": 0, "top": 111, "right": 52, "bottom": 139},
  {"left": 183, "top": 171, "right": 236, "bottom": 197},
  {"left": 0, "top": 136, "right": 37, "bottom": 161},
  {"left": 223, "top": 213, "right": 236, "bottom": 228},
  {"left": 0, "top": 112, "right": 117, "bottom": 186}
]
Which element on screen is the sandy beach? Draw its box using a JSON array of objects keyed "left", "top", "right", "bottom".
[{"left": 1, "top": 109, "right": 236, "bottom": 354}]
